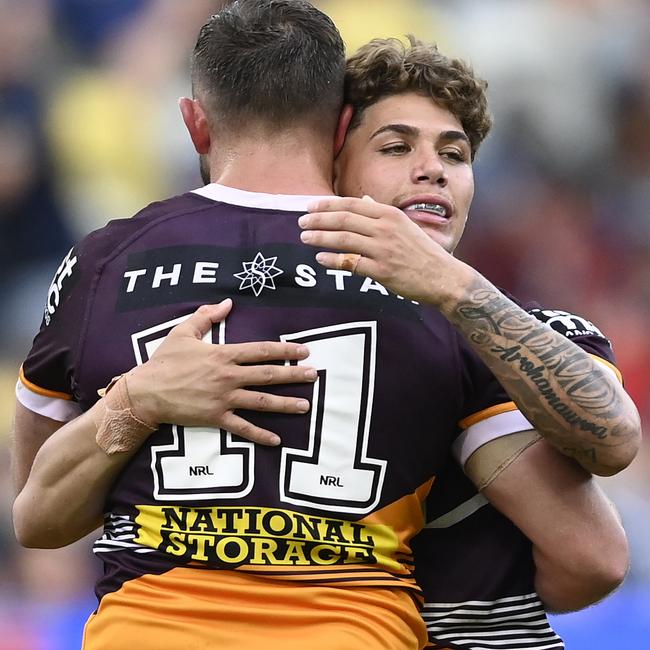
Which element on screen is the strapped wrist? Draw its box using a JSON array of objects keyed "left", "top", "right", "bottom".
[{"left": 93, "top": 374, "right": 157, "bottom": 455}]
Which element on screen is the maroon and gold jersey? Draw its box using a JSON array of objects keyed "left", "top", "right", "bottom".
[
  {"left": 412, "top": 308, "right": 621, "bottom": 650},
  {"left": 18, "top": 184, "right": 534, "bottom": 648}
]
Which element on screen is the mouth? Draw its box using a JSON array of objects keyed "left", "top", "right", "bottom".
[{"left": 399, "top": 198, "right": 453, "bottom": 225}]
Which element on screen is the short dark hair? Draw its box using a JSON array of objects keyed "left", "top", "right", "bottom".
[
  {"left": 345, "top": 36, "right": 492, "bottom": 159},
  {"left": 192, "top": 0, "right": 346, "bottom": 134}
]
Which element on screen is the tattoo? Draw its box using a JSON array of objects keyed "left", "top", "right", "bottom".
[{"left": 448, "top": 280, "right": 638, "bottom": 472}]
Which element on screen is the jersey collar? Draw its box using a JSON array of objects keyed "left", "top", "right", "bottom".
[{"left": 192, "top": 183, "right": 334, "bottom": 212}]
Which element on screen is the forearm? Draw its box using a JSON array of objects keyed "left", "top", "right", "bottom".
[
  {"left": 480, "top": 438, "right": 629, "bottom": 613},
  {"left": 13, "top": 402, "right": 141, "bottom": 548},
  {"left": 533, "top": 541, "right": 627, "bottom": 613},
  {"left": 440, "top": 264, "right": 640, "bottom": 475}
]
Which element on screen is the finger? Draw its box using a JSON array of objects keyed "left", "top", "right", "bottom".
[
  {"left": 227, "top": 341, "right": 312, "bottom": 365},
  {"left": 337, "top": 253, "right": 361, "bottom": 273},
  {"left": 221, "top": 413, "right": 281, "bottom": 446},
  {"left": 307, "top": 195, "right": 388, "bottom": 218},
  {"left": 169, "top": 299, "right": 233, "bottom": 340},
  {"left": 234, "top": 363, "right": 318, "bottom": 386},
  {"left": 298, "top": 211, "right": 377, "bottom": 236},
  {"left": 314, "top": 252, "right": 371, "bottom": 277},
  {"left": 230, "top": 389, "right": 311, "bottom": 414},
  {"left": 299, "top": 229, "right": 374, "bottom": 255}
]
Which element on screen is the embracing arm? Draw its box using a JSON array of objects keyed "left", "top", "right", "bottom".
[
  {"left": 13, "top": 402, "right": 132, "bottom": 548},
  {"left": 301, "top": 197, "right": 641, "bottom": 475},
  {"left": 438, "top": 272, "right": 640, "bottom": 476},
  {"left": 474, "top": 433, "right": 629, "bottom": 612},
  {"left": 13, "top": 300, "right": 316, "bottom": 548}
]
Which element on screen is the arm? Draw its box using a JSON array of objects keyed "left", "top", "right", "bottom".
[
  {"left": 471, "top": 433, "right": 629, "bottom": 612},
  {"left": 300, "top": 197, "right": 641, "bottom": 475},
  {"left": 12, "top": 402, "right": 63, "bottom": 495},
  {"left": 13, "top": 301, "right": 316, "bottom": 548},
  {"left": 13, "top": 403, "right": 130, "bottom": 547}
]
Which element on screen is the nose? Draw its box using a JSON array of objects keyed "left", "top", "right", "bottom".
[{"left": 411, "top": 152, "right": 447, "bottom": 187}]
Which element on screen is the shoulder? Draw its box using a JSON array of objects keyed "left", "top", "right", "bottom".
[
  {"left": 44, "top": 193, "right": 208, "bottom": 324},
  {"left": 80, "top": 192, "right": 212, "bottom": 261},
  {"left": 498, "top": 287, "right": 614, "bottom": 360}
]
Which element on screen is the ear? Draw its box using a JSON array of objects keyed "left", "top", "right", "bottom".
[
  {"left": 334, "top": 104, "right": 354, "bottom": 157},
  {"left": 179, "top": 97, "right": 211, "bottom": 154}
]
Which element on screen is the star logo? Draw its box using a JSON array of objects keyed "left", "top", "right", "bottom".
[{"left": 234, "top": 252, "right": 284, "bottom": 296}]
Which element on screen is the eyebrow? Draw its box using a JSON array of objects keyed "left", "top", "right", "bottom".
[
  {"left": 370, "top": 124, "right": 470, "bottom": 146},
  {"left": 438, "top": 130, "right": 471, "bottom": 146},
  {"left": 370, "top": 124, "right": 419, "bottom": 139}
]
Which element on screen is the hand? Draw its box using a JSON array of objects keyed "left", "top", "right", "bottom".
[
  {"left": 299, "top": 196, "right": 472, "bottom": 306},
  {"left": 126, "top": 299, "right": 317, "bottom": 445}
]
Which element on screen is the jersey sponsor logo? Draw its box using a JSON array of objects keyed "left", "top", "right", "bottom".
[
  {"left": 44, "top": 247, "right": 78, "bottom": 325},
  {"left": 134, "top": 504, "right": 399, "bottom": 569},
  {"left": 529, "top": 308, "right": 609, "bottom": 342},
  {"left": 116, "top": 244, "right": 418, "bottom": 312},
  {"left": 234, "top": 252, "right": 283, "bottom": 296}
]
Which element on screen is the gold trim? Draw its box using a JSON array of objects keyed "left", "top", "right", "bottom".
[
  {"left": 590, "top": 354, "right": 623, "bottom": 384},
  {"left": 19, "top": 366, "right": 73, "bottom": 401},
  {"left": 459, "top": 401, "right": 518, "bottom": 430}
]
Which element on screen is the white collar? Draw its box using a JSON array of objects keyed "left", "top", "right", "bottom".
[{"left": 192, "top": 183, "right": 333, "bottom": 212}]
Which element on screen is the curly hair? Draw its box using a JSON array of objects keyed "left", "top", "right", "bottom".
[{"left": 345, "top": 36, "right": 492, "bottom": 159}]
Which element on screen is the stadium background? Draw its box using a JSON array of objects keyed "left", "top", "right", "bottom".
[{"left": 0, "top": 0, "right": 648, "bottom": 648}]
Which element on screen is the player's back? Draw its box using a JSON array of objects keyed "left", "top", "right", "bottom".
[{"left": 20, "top": 184, "right": 528, "bottom": 649}]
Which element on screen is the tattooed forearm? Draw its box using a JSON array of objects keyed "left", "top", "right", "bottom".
[{"left": 445, "top": 278, "right": 641, "bottom": 475}]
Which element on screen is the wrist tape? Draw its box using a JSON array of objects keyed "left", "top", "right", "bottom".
[{"left": 94, "top": 374, "right": 156, "bottom": 455}]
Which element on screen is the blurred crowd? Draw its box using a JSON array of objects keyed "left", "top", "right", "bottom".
[{"left": 0, "top": 1, "right": 648, "bottom": 648}]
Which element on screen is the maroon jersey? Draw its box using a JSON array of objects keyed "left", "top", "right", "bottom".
[
  {"left": 18, "top": 184, "right": 533, "bottom": 607},
  {"left": 412, "top": 308, "right": 620, "bottom": 650}
]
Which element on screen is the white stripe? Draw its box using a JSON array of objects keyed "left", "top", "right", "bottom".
[
  {"left": 93, "top": 539, "right": 145, "bottom": 549},
  {"left": 423, "top": 596, "right": 563, "bottom": 650},
  {"left": 424, "top": 611, "right": 546, "bottom": 625},
  {"left": 192, "top": 183, "right": 332, "bottom": 212},
  {"left": 425, "top": 493, "right": 488, "bottom": 528},
  {"left": 94, "top": 546, "right": 155, "bottom": 554},
  {"left": 453, "top": 411, "right": 533, "bottom": 466},
  {"left": 433, "top": 640, "right": 561, "bottom": 650},
  {"left": 16, "top": 380, "right": 82, "bottom": 422},
  {"left": 424, "top": 600, "right": 540, "bottom": 614},
  {"left": 423, "top": 593, "right": 541, "bottom": 608},
  {"left": 432, "top": 627, "right": 559, "bottom": 638}
]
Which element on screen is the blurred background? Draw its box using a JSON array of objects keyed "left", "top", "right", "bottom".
[{"left": 0, "top": 0, "right": 648, "bottom": 648}]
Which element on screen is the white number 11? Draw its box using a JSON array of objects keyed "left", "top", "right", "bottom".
[{"left": 131, "top": 318, "right": 386, "bottom": 515}]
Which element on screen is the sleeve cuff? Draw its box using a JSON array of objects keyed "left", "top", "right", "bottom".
[
  {"left": 16, "top": 380, "right": 82, "bottom": 422},
  {"left": 453, "top": 408, "right": 534, "bottom": 467}
]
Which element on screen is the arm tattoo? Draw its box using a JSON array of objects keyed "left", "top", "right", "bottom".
[{"left": 446, "top": 280, "right": 640, "bottom": 473}]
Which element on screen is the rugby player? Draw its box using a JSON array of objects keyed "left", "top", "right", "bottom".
[{"left": 300, "top": 36, "right": 636, "bottom": 648}]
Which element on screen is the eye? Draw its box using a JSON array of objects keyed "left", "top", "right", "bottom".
[
  {"left": 379, "top": 142, "right": 411, "bottom": 155},
  {"left": 441, "top": 148, "right": 468, "bottom": 163}
]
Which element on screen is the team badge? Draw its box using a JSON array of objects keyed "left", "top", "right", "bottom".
[
  {"left": 530, "top": 308, "right": 608, "bottom": 342},
  {"left": 234, "top": 252, "right": 284, "bottom": 296}
]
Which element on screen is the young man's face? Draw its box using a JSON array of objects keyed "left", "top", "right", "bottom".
[{"left": 335, "top": 92, "right": 475, "bottom": 254}]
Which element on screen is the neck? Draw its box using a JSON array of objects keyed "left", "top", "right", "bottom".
[{"left": 208, "top": 126, "right": 335, "bottom": 196}]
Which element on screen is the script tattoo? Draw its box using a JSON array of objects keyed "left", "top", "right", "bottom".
[{"left": 447, "top": 280, "right": 639, "bottom": 474}]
